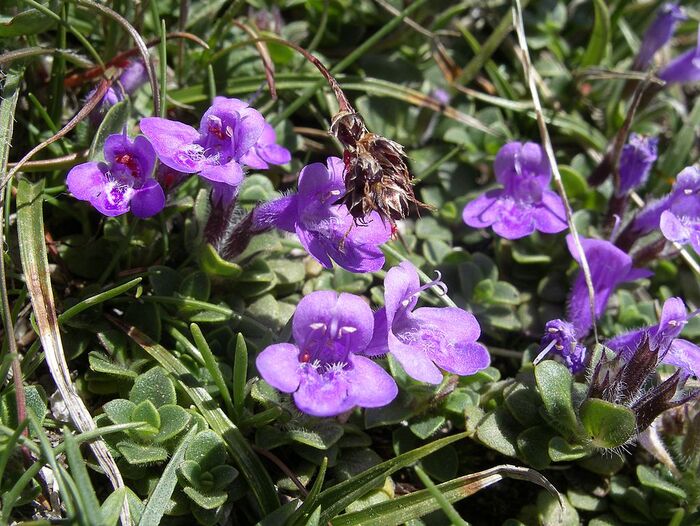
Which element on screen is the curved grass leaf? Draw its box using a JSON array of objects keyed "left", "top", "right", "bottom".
[
  {"left": 580, "top": 0, "right": 610, "bottom": 68},
  {"left": 332, "top": 464, "right": 562, "bottom": 526}
]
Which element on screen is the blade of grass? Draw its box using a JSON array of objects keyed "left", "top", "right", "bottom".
[
  {"left": 232, "top": 332, "right": 247, "bottom": 423},
  {"left": 190, "top": 323, "right": 235, "bottom": 416},
  {"left": 0, "top": 67, "right": 27, "bottom": 444},
  {"left": 414, "top": 465, "right": 468, "bottom": 526},
  {"left": 64, "top": 427, "right": 103, "bottom": 526},
  {"left": 16, "top": 178, "right": 129, "bottom": 525},
  {"left": 139, "top": 426, "right": 198, "bottom": 526},
  {"left": 59, "top": 278, "right": 142, "bottom": 323},
  {"left": 332, "top": 464, "right": 562, "bottom": 526},
  {"left": 110, "top": 316, "right": 280, "bottom": 516},
  {"left": 511, "top": 0, "right": 599, "bottom": 343},
  {"left": 290, "top": 457, "right": 328, "bottom": 526}
]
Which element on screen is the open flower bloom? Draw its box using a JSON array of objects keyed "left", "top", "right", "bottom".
[
  {"left": 633, "top": 166, "right": 700, "bottom": 237},
  {"left": 253, "top": 157, "right": 391, "bottom": 273},
  {"left": 255, "top": 290, "right": 397, "bottom": 417},
  {"left": 241, "top": 123, "right": 291, "bottom": 169},
  {"left": 635, "top": 3, "right": 686, "bottom": 69},
  {"left": 366, "top": 261, "right": 490, "bottom": 384},
  {"left": 566, "top": 235, "right": 652, "bottom": 337},
  {"left": 618, "top": 134, "right": 658, "bottom": 195},
  {"left": 659, "top": 26, "right": 700, "bottom": 84},
  {"left": 66, "top": 133, "right": 164, "bottom": 217},
  {"left": 140, "top": 97, "right": 265, "bottom": 195},
  {"left": 462, "top": 142, "right": 567, "bottom": 240},
  {"left": 537, "top": 319, "right": 587, "bottom": 373},
  {"left": 606, "top": 297, "right": 700, "bottom": 378}
]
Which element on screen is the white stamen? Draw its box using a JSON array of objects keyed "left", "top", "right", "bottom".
[{"left": 309, "top": 322, "right": 326, "bottom": 331}]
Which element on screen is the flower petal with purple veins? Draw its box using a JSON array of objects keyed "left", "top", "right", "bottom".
[
  {"left": 666, "top": 339, "right": 700, "bottom": 378},
  {"left": 293, "top": 366, "right": 355, "bottom": 417},
  {"left": 241, "top": 123, "right": 291, "bottom": 169},
  {"left": 388, "top": 329, "right": 444, "bottom": 384},
  {"left": 533, "top": 190, "right": 568, "bottom": 233},
  {"left": 462, "top": 190, "right": 503, "bottom": 229},
  {"left": 199, "top": 160, "right": 244, "bottom": 186}
]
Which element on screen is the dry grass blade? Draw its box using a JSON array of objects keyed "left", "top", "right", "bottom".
[
  {"left": 0, "top": 79, "right": 111, "bottom": 193},
  {"left": 74, "top": 0, "right": 161, "bottom": 116},
  {"left": 232, "top": 21, "right": 277, "bottom": 99},
  {"left": 16, "top": 179, "right": 130, "bottom": 526},
  {"left": 511, "top": 0, "right": 599, "bottom": 343}
]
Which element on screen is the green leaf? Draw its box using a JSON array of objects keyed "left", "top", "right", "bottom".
[
  {"left": 0, "top": 9, "right": 55, "bottom": 37},
  {"left": 180, "top": 271, "right": 211, "bottom": 302},
  {"left": 409, "top": 415, "right": 446, "bottom": 440},
  {"left": 290, "top": 457, "right": 328, "bottom": 526},
  {"left": 199, "top": 244, "right": 243, "bottom": 278},
  {"left": 548, "top": 437, "right": 589, "bottom": 462},
  {"left": 88, "top": 352, "right": 138, "bottom": 379},
  {"left": 139, "top": 427, "right": 198, "bottom": 526},
  {"left": 117, "top": 442, "right": 169, "bottom": 465},
  {"left": 475, "top": 408, "right": 520, "bottom": 458},
  {"left": 100, "top": 487, "right": 127, "bottom": 526},
  {"left": 534, "top": 361, "right": 580, "bottom": 438},
  {"left": 183, "top": 485, "right": 228, "bottom": 510},
  {"left": 579, "top": 398, "right": 636, "bottom": 449},
  {"left": 210, "top": 465, "right": 239, "bottom": 491},
  {"left": 232, "top": 333, "right": 248, "bottom": 423},
  {"left": 130, "top": 367, "right": 176, "bottom": 408},
  {"left": 179, "top": 460, "right": 201, "bottom": 487},
  {"left": 102, "top": 399, "right": 136, "bottom": 426},
  {"left": 636, "top": 465, "right": 687, "bottom": 500},
  {"left": 288, "top": 422, "right": 344, "bottom": 450},
  {"left": 579, "top": 0, "right": 610, "bottom": 67},
  {"left": 131, "top": 400, "right": 161, "bottom": 439},
  {"left": 185, "top": 430, "right": 227, "bottom": 472},
  {"left": 88, "top": 99, "right": 130, "bottom": 161},
  {"left": 153, "top": 405, "right": 190, "bottom": 443},
  {"left": 517, "top": 426, "right": 553, "bottom": 470}
]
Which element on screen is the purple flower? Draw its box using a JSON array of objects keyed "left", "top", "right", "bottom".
[
  {"left": 659, "top": 27, "right": 700, "bottom": 84},
  {"left": 255, "top": 290, "right": 397, "bottom": 417},
  {"left": 537, "top": 319, "right": 587, "bottom": 373},
  {"left": 633, "top": 166, "right": 700, "bottom": 236},
  {"left": 366, "top": 261, "right": 490, "bottom": 384},
  {"left": 140, "top": 96, "right": 265, "bottom": 195},
  {"left": 566, "top": 235, "right": 652, "bottom": 337},
  {"left": 66, "top": 133, "right": 164, "bottom": 217},
  {"left": 462, "top": 142, "right": 567, "bottom": 240},
  {"left": 618, "top": 134, "right": 658, "bottom": 195},
  {"left": 606, "top": 297, "right": 700, "bottom": 378},
  {"left": 88, "top": 60, "right": 148, "bottom": 125},
  {"left": 253, "top": 157, "right": 391, "bottom": 273},
  {"left": 635, "top": 3, "right": 687, "bottom": 69},
  {"left": 241, "top": 123, "right": 291, "bottom": 169}
]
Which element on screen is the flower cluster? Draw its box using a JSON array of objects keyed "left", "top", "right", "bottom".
[
  {"left": 462, "top": 142, "right": 567, "bottom": 240},
  {"left": 67, "top": 96, "right": 290, "bottom": 217},
  {"left": 256, "top": 261, "right": 489, "bottom": 416}
]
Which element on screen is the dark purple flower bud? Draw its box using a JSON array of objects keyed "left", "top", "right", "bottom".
[
  {"left": 253, "top": 157, "right": 391, "bottom": 273},
  {"left": 566, "top": 235, "right": 652, "bottom": 337},
  {"left": 66, "top": 133, "right": 164, "bottom": 217},
  {"left": 463, "top": 142, "right": 567, "bottom": 239},
  {"left": 140, "top": 96, "right": 265, "bottom": 198},
  {"left": 630, "top": 370, "right": 696, "bottom": 431},
  {"left": 155, "top": 164, "right": 189, "bottom": 193},
  {"left": 365, "top": 261, "right": 490, "bottom": 384},
  {"left": 617, "top": 134, "right": 658, "bottom": 196},
  {"left": 659, "top": 27, "right": 700, "bottom": 84},
  {"left": 88, "top": 60, "right": 149, "bottom": 125},
  {"left": 255, "top": 290, "right": 398, "bottom": 417},
  {"left": 635, "top": 3, "right": 687, "bottom": 70},
  {"left": 537, "top": 319, "right": 587, "bottom": 373}
]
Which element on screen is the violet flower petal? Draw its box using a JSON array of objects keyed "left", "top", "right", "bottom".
[
  {"left": 388, "top": 329, "right": 444, "bottom": 384},
  {"left": 293, "top": 368, "right": 355, "bottom": 417},
  {"left": 636, "top": 3, "right": 687, "bottom": 69},
  {"left": 462, "top": 190, "right": 502, "bottom": 229},
  {"left": 66, "top": 162, "right": 105, "bottom": 201},
  {"left": 346, "top": 354, "right": 398, "bottom": 408},
  {"left": 139, "top": 117, "right": 202, "bottom": 173},
  {"left": 130, "top": 179, "right": 166, "bottom": 218},
  {"left": 255, "top": 343, "right": 302, "bottom": 393}
]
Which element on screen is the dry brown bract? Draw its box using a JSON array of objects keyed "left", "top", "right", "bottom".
[{"left": 331, "top": 110, "right": 429, "bottom": 224}]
